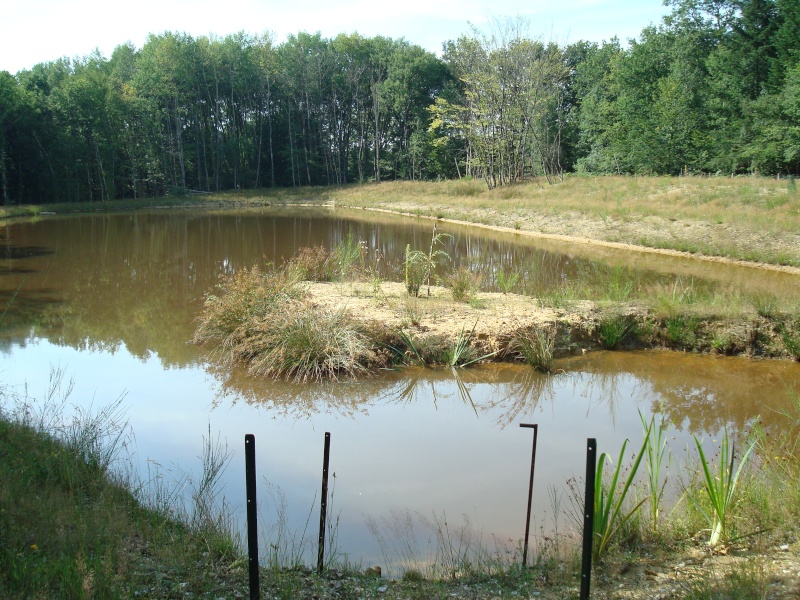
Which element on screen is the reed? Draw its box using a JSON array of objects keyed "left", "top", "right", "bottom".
[
  {"left": 691, "top": 430, "right": 754, "bottom": 548},
  {"left": 592, "top": 421, "right": 652, "bottom": 561},
  {"left": 640, "top": 411, "right": 670, "bottom": 534}
]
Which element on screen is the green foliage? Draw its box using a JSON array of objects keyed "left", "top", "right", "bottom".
[
  {"left": 447, "top": 266, "right": 481, "bottom": 302},
  {"left": 446, "top": 321, "right": 496, "bottom": 367},
  {"left": 640, "top": 411, "right": 670, "bottom": 534},
  {"left": 690, "top": 430, "right": 755, "bottom": 548},
  {"left": 404, "top": 227, "right": 450, "bottom": 297},
  {"left": 596, "top": 313, "right": 637, "bottom": 349},
  {"left": 778, "top": 320, "right": 800, "bottom": 359},
  {"left": 592, "top": 425, "right": 651, "bottom": 561},
  {"left": 506, "top": 324, "right": 556, "bottom": 373},
  {"left": 496, "top": 268, "right": 520, "bottom": 294}
]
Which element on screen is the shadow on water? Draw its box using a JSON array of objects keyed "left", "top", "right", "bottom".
[{"left": 0, "top": 245, "right": 55, "bottom": 260}]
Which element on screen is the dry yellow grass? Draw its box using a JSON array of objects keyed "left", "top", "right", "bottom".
[{"left": 239, "top": 175, "right": 800, "bottom": 267}]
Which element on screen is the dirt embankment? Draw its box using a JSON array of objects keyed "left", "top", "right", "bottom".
[{"left": 306, "top": 281, "right": 799, "bottom": 362}]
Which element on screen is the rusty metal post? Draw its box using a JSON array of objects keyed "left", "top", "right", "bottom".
[
  {"left": 580, "top": 438, "right": 597, "bottom": 600},
  {"left": 317, "top": 432, "right": 331, "bottom": 574},
  {"left": 245, "top": 434, "right": 260, "bottom": 600},
  {"left": 519, "top": 423, "right": 539, "bottom": 568}
]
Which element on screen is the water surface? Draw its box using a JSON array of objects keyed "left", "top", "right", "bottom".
[{"left": 1, "top": 208, "right": 798, "bottom": 569}]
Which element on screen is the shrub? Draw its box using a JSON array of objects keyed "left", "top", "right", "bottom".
[
  {"left": 288, "top": 245, "right": 336, "bottom": 281},
  {"left": 447, "top": 267, "right": 481, "bottom": 303}
]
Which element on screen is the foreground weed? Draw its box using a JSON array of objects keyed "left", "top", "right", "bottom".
[
  {"left": 691, "top": 430, "right": 754, "bottom": 548},
  {"left": 640, "top": 411, "right": 670, "bottom": 534},
  {"left": 592, "top": 421, "right": 652, "bottom": 561}
]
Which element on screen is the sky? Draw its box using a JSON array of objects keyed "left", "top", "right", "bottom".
[{"left": 1, "top": 0, "right": 670, "bottom": 74}]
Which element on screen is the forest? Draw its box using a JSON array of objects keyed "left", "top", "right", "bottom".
[{"left": 0, "top": 0, "right": 798, "bottom": 205}]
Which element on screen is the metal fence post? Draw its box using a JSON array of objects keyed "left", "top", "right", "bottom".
[
  {"left": 317, "top": 432, "right": 331, "bottom": 575},
  {"left": 245, "top": 434, "right": 260, "bottom": 600},
  {"left": 580, "top": 438, "right": 597, "bottom": 600},
  {"left": 519, "top": 423, "right": 539, "bottom": 568}
]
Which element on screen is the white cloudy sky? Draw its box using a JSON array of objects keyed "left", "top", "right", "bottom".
[{"left": 1, "top": 0, "right": 669, "bottom": 74}]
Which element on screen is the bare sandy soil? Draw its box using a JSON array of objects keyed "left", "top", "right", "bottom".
[{"left": 306, "top": 280, "right": 598, "bottom": 358}]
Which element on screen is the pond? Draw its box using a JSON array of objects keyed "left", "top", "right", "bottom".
[{"left": 2, "top": 208, "right": 798, "bottom": 571}]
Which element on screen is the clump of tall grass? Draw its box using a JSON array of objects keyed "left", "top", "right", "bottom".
[
  {"left": 446, "top": 321, "right": 496, "bottom": 367},
  {"left": 195, "top": 263, "right": 384, "bottom": 381},
  {"left": 287, "top": 245, "right": 337, "bottom": 281},
  {"left": 747, "top": 291, "right": 779, "bottom": 318},
  {"left": 248, "top": 307, "right": 379, "bottom": 382},
  {"left": 640, "top": 411, "right": 670, "bottom": 534},
  {"left": 591, "top": 424, "right": 651, "bottom": 561},
  {"left": 504, "top": 324, "right": 556, "bottom": 372},
  {"left": 596, "top": 312, "right": 637, "bottom": 349},
  {"left": 689, "top": 430, "right": 754, "bottom": 548},
  {"left": 778, "top": 319, "right": 800, "bottom": 360},
  {"left": 496, "top": 268, "right": 520, "bottom": 294},
  {"left": 194, "top": 263, "right": 306, "bottom": 344}
]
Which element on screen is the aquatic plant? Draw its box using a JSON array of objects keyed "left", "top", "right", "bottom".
[
  {"left": 691, "top": 430, "right": 754, "bottom": 548},
  {"left": 592, "top": 423, "right": 651, "bottom": 561},
  {"left": 640, "top": 411, "right": 670, "bottom": 533}
]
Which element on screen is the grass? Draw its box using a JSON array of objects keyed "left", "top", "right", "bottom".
[
  {"left": 447, "top": 266, "right": 482, "bottom": 303},
  {"left": 193, "top": 261, "right": 387, "bottom": 381},
  {"left": 504, "top": 324, "right": 556, "bottom": 372},
  {"left": 2, "top": 367, "right": 799, "bottom": 598},
  {"left": 590, "top": 424, "right": 651, "bottom": 562},
  {"left": 691, "top": 430, "right": 755, "bottom": 548},
  {"left": 0, "top": 370, "right": 248, "bottom": 599},
  {"left": 596, "top": 312, "right": 637, "bottom": 349}
]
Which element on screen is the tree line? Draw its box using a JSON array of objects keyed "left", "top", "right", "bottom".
[{"left": 0, "top": 0, "right": 798, "bottom": 204}]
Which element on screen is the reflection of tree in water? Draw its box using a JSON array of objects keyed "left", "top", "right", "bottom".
[
  {"left": 478, "top": 369, "right": 560, "bottom": 428},
  {"left": 562, "top": 352, "right": 800, "bottom": 438}
]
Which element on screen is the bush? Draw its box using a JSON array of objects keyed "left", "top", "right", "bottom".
[{"left": 447, "top": 267, "right": 481, "bottom": 303}]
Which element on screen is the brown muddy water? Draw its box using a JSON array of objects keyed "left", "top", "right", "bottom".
[{"left": 1, "top": 208, "right": 799, "bottom": 571}]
